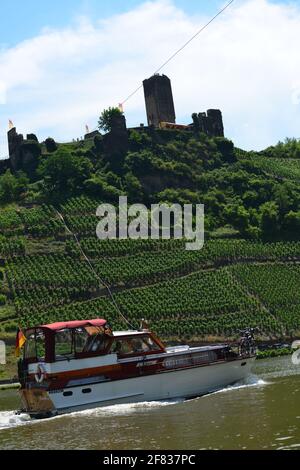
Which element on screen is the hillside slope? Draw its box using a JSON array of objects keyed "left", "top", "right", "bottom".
[
  {"left": 1, "top": 197, "right": 300, "bottom": 342},
  {"left": 1, "top": 129, "right": 300, "bottom": 380}
]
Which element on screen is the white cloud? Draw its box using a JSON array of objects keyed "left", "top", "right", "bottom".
[
  {"left": 1, "top": 0, "right": 300, "bottom": 157},
  {"left": 0, "top": 81, "right": 6, "bottom": 105}
]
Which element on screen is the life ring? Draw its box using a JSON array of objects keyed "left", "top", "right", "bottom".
[{"left": 35, "top": 363, "right": 47, "bottom": 384}]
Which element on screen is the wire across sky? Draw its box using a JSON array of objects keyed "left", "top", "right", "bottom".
[{"left": 120, "top": 0, "right": 236, "bottom": 107}]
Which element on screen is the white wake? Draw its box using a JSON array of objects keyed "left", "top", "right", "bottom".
[
  {"left": 0, "top": 376, "right": 267, "bottom": 430},
  {"left": 0, "top": 411, "right": 32, "bottom": 430},
  {"left": 0, "top": 399, "right": 183, "bottom": 430},
  {"left": 208, "top": 375, "right": 268, "bottom": 396}
]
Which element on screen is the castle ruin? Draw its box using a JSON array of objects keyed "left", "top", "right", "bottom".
[
  {"left": 143, "top": 74, "right": 176, "bottom": 127},
  {"left": 2, "top": 74, "right": 225, "bottom": 173},
  {"left": 196, "top": 110, "right": 224, "bottom": 137},
  {"left": 6, "top": 127, "right": 41, "bottom": 177},
  {"left": 143, "top": 73, "right": 224, "bottom": 137}
]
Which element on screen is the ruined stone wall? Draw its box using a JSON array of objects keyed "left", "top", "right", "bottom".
[
  {"left": 84, "top": 130, "right": 100, "bottom": 140},
  {"left": 7, "top": 127, "right": 41, "bottom": 177},
  {"left": 197, "top": 110, "right": 224, "bottom": 137},
  {"left": 7, "top": 128, "right": 24, "bottom": 172},
  {"left": 103, "top": 114, "right": 129, "bottom": 173}
]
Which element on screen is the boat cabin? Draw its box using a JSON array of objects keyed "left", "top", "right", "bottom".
[{"left": 22, "top": 319, "right": 165, "bottom": 364}]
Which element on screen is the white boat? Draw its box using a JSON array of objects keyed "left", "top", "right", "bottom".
[{"left": 17, "top": 319, "right": 256, "bottom": 418}]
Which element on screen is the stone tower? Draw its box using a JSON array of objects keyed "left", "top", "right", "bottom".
[{"left": 143, "top": 74, "right": 176, "bottom": 127}]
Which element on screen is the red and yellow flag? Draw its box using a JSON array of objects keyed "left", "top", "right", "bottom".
[{"left": 15, "top": 328, "right": 26, "bottom": 357}]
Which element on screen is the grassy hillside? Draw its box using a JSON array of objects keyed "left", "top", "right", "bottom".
[{"left": 1, "top": 128, "right": 300, "bottom": 380}]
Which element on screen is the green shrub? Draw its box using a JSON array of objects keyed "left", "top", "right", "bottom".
[{"left": 45, "top": 138, "right": 58, "bottom": 153}]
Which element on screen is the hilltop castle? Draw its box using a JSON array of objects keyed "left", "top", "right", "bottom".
[{"left": 2, "top": 74, "right": 225, "bottom": 174}]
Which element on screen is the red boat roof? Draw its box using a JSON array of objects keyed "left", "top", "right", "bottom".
[{"left": 42, "top": 319, "right": 107, "bottom": 331}]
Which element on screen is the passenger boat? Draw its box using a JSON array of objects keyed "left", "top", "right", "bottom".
[{"left": 17, "top": 319, "right": 256, "bottom": 419}]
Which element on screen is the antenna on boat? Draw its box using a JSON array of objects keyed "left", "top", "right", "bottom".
[{"left": 55, "top": 209, "right": 136, "bottom": 330}]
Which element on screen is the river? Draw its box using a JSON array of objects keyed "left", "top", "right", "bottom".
[{"left": 0, "top": 356, "right": 299, "bottom": 450}]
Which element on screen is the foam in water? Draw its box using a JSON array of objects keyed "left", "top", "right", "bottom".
[
  {"left": 71, "top": 398, "right": 184, "bottom": 418},
  {"left": 0, "top": 376, "right": 267, "bottom": 430},
  {"left": 0, "top": 411, "right": 31, "bottom": 431},
  {"left": 0, "top": 399, "right": 183, "bottom": 430},
  {"left": 207, "top": 375, "right": 268, "bottom": 396},
  {"left": 68, "top": 378, "right": 267, "bottom": 418}
]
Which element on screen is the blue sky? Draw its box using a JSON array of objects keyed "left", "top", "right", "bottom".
[
  {"left": 0, "top": 1, "right": 223, "bottom": 46},
  {"left": 0, "top": 0, "right": 290, "bottom": 47},
  {"left": 1, "top": 0, "right": 300, "bottom": 157}
]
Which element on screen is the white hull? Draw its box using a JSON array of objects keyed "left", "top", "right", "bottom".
[{"left": 50, "top": 357, "right": 255, "bottom": 415}]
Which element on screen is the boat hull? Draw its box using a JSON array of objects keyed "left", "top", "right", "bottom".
[{"left": 26, "top": 356, "right": 255, "bottom": 417}]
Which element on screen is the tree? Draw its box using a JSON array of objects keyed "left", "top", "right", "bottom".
[
  {"left": 224, "top": 203, "right": 250, "bottom": 234},
  {"left": 244, "top": 225, "right": 261, "bottom": 240},
  {"left": 0, "top": 170, "right": 29, "bottom": 203},
  {"left": 129, "top": 130, "right": 152, "bottom": 151},
  {"left": 273, "top": 183, "right": 294, "bottom": 214},
  {"left": 38, "top": 149, "right": 92, "bottom": 198},
  {"left": 283, "top": 211, "right": 300, "bottom": 239},
  {"left": 124, "top": 172, "right": 144, "bottom": 201},
  {"left": 124, "top": 150, "right": 154, "bottom": 176},
  {"left": 84, "top": 174, "right": 122, "bottom": 203},
  {"left": 98, "top": 107, "right": 123, "bottom": 133},
  {"left": 215, "top": 138, "right": 236, "bottom": 163},
  {"left": 260, "top": 202, "right": 280, "bottom": 240},
  {"left": 45, "top": 138, "right": 58, "bottom": 153}
]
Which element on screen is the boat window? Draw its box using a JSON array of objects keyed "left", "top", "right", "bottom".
[
  {"left": 131, "top": 337, "right": 152, "bottom": 353},
  {"left": 111, "top": 335, "right": 162, "bottom": 356},
  {"left": 111, "top": 339, "right": 133, "bottom": 355},
  {"left": 35, "top": 329, "right": 46, "bottom": 360},
  {"left": 55, "top": 329, "right": 73, "bottom": 358},
  {"left": 75, "top": 327, "right": 110, "bottom": 355},
  {"left": 193, "top": 351, "right": 210, "bottom": 364},
  {"left": 142, "top": 336, "right": 161, "bottom": 351},
  {"left": 24, "top": 329, "right": 36, "bottom": 360},
  {"left": 75, "top": 327, "right": 89, "bottom": 352}
]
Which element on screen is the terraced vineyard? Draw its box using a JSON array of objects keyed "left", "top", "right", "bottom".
[
  {"left": 231, "top": 263, "right": 300, "bottom": 333},
  {"left": 251, "top": 157, "right": 300, "bottom": 182},
  {"left": 1, "top": 196, "right": 300, "bottom": 345},
  {"left": 21, "top": 268, "right": 270, "bottom": 337},
  {"left": 0, "top": 205, "right": 64, "bottom": 238}
]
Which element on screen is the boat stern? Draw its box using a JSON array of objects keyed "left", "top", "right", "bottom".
[{"left": 19, "top": 387, "right": 57, "bottom": 419}]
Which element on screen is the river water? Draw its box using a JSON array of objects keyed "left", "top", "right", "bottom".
[{"left": 0, "top": 356, "right": 299, "bottom": 450}]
